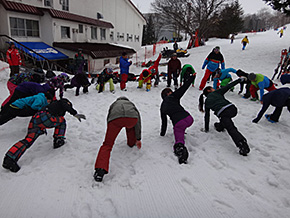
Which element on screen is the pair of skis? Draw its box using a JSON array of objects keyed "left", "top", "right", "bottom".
[{"left": 272, "top": 49, "right": 289, "bottom": 80}]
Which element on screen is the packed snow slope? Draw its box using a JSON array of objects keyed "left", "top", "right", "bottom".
[{"left": 0, "top": 28, "right": 290, "bottom": 218}]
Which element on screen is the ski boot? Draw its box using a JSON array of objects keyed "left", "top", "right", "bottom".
[
  {"left": 2, "top": 155, "right": 20, "bottom": 173},
  {"left": 53, "top": 137, "right": 65, "bottom": 149},
  {"left": 173, "top": 143, "right": 189, "bottom": 164},
  {"left": 265, "top": 114, "right": 276, "bottom": 123},
  {"left": 214, "top": 122, "right": 225, "bottom": 132},
  {"left": 237, "top": 139, "right": 250, "bottom": 156},
  {"left": 94, "top": 168, "right": 107, "bottom": 182}
]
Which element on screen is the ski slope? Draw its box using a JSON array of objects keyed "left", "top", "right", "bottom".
[{"left": 0, "top": 27, "right": 290, "bottom": 218}]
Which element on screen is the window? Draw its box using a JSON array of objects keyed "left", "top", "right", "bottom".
[
  {"left": 44, "top": 0, "right": 53, "bottom": 7},
  {"left": 91, "top": 27, "right": 97, "bottom": 39},
  {"left": 79, "top": 24, "right": 83, "bottom": 33},
  {"left": 135, "top": 35, "right": 139, "bottom": 42},
  {"left": 110, "top": 31, "right": 114, "bottom": 40},
  {"left": 119, "top": 33, "right": 124, "bottom": 41},
  {"left": 10, "top": 17, "right": 39, "bottom": 37},
  {"left": 61, "top": 0, "right": 69, "bottom": 11},
  {"left": 117, "top": 32, "right": 120, "bottom": 41},
  {"left": 100, "top": 28, "right": 106, "bottom": 40},
  {"left": 61, "top": 26, "right": 70, "bottom": 38}
]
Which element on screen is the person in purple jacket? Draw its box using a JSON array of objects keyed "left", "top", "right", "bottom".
[
  {"left": 1, "top": 82, "right": 53, "bottom": 111},
  {"left": 252, "top": 87, "right": 290, "bottom": 123}
]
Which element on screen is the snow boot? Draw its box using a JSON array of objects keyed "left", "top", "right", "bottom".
[
  {"left": 214, "top": 122, "right": 224, "bottom": 132},
  {"left": 237, "top": 139, "right": 250, "bottom": 156},
  {"left": 2, "top": 155, "right": 20, "bottom": 173},
  {"left": 173, "top": 143, "right": 189, "bottom": 164},
  {"left": 94, "top": 168, "right": 107, "bottom": 182},
  {"left": 265, "top": 114, "right": 276, "bottom": 123},
  {"left": 53, "top": 137, "right": 65, "bottom": 149}
]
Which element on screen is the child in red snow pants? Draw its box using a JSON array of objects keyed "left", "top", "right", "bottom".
[
  {"left": 250, "top": 84, "right": 276, "bottom": 99},
  {"left": 94, "top": 117, "right": 137, "bottom": 173}
]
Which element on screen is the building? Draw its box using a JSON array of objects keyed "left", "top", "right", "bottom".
[{"left": 0, "top": 0, "right": 146, "bottom": 72}]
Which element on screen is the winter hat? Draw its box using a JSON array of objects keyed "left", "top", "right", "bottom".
[
  {"left": 248, "top": 73, "right": 256, "bottom": 81},
  {"left": 214, "top": 46, "right": 220, "bottom": 51},
  {"left": 172, "top": 53, "right": 177, "bottom": 57},
  {"left": 161, "top": 88, "right": 173, "bottom": 99}
]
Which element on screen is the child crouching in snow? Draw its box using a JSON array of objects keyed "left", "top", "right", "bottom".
[
  {"left": 160, "top": 73, "right": 196, "bottom": 164},
  {"left": 96, "top": 68, "right": 115, "bottom": 94},
  {"left": 64, "top": 73, "right": 91, "bottom": 96},
  {"left": 2, "top": 98, "right": 86, "bottom": 173},
  {"left": 0, "top": 91, "right": 54, "bottom": 126},
  {"left": 199, "top": 78, "right": 250, "bottom": 156},
  {"left": 138, "top": 69, "right": 153, "bottom": 91}
]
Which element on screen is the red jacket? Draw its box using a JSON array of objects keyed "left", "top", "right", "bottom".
[
  {"left": 6, "top": 48, "right": 21, "bottom": 66},
  {"left": 148, "top": 53, "right": 162, "bottom": 76},
  {"left": 168, "top": 58, "right": 181, "bottom": 75}
]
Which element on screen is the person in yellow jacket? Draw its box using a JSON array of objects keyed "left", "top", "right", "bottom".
[
  {"left": 241, "top": 36, "right": 249, "bottom": 50},
  {"left": 278, "top": 28, "right": 284, "bottom": 38}
]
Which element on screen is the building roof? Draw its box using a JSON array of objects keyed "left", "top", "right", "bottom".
[
  {"left": 0, "top": 0, "right": 114, "bottom": 28},
  {"left": 53, "top": 42, "right": 135, "bottom": 59},
  {"left": 0, "top": 0, "right": 43, "bottom": 16},
  {"left": 46, "top": 9, "right": 114, "bottom": 29},
  {"left": 127, "top": 0, "right": 146, "bottom": 22}
]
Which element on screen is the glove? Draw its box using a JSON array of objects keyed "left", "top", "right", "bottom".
[
  {"left": 74, "top": 114, "right": 86, "bottom": 122},
  {"left": 252, "top": 118, "right": 259, "bottom": 123},
  {"left": 136, "top": 140, "right": 141, "bottom": 149}
]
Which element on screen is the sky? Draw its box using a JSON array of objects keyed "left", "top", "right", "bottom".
[{"left": 131, "top": 0, "right": 272, "bottom": 15}]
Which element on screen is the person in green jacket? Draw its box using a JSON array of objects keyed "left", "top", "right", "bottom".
[
  {"left": 198, "top": 78, "right": 250, "bottom": 156},
  {"left": 180, "top": 64, "right": 196, "bottom": 87}
]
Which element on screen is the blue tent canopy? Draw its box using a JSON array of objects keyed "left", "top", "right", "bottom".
[{"left": 14, "top": 42, "right": 68, "bottom": 60}]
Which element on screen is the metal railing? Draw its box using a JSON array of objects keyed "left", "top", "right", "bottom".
[{"left": 0, "top": 34, "right": 72, "bottom": 74}]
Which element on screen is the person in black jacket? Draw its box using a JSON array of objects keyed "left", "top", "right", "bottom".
[
  {"left": 160, "top": 73, "right": 196, "bottom": 164},
  {"left": 199, "top": 78, "right": 250, "bottom": 156},
  {"left": 252, "top": 87, "right": 290, "bottom": 123},
  {"left": 2, "top": 98, "right": 86, "bottom": 173}
]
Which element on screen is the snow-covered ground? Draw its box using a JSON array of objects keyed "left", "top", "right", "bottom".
[{"left": 0, "top": 27, "right": 290, "bottom": 218}]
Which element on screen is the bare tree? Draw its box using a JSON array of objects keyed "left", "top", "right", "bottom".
[{"left": 151, "top": 0, "right": 228, "bottom": 39}]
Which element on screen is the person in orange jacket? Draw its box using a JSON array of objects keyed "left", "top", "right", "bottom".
[{"left": 6, "top": 42, "right": 22, "bottom": 77}]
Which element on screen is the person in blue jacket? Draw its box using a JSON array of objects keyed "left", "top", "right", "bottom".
[
  {"left": 0, "top": 91, "right": 54, "bottom": 126},
  {"left": 199, "top": 46, "right": 225, "bottom": 90},
  {"left": 1, "top": 82, "right": 53, "bottom": 111},
  {"left": 213, "top": 68, "right": 237, "bottom": 90},
  {"left": 252, "top": 87, "right": 290, "bottom": 123},
  {"left": 119, "top": 52, "right": 132, "bottom": 91}
]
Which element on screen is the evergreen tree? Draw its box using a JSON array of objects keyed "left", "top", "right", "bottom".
[
  {"left": 142, "top": 14, "right": 157, "bottom": 45},
  {"left": 212, "top": 0, "right": 244, "bottom": 38},
  {"left": 263, "top": 0, "right": 290, "bottom": 16}
]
